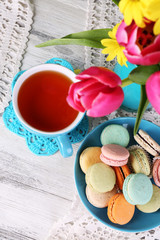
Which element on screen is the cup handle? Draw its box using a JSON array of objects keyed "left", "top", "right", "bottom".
[{"left": 56, "top": 134, "right": 73, "bottom": 158}]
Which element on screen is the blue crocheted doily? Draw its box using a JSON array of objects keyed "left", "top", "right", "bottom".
[{"left": 3, "top": 58, "right": 89, "bottom": 156}]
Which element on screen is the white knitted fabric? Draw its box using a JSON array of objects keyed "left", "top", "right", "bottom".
[
  {"left": 47, "top": 0, "right": 160, "bottom": 239},
  {"left": 0, "top": 0, "right": 33, "bottom": 113},
  {"left": 84, "top": 0, "right": 123, "bottom": 70}
]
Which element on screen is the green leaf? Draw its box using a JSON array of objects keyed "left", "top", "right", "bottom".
[
  {"left": 36, "top": 29, "right": 111, "bottom": 48},
  {"left": 121, "top": 77, "right": 133, "bottom": 88},
  {"left": 134, "top": 85, "right": 150, "bottom": 135},
  {"left": 36, "top": 38, "right": 104, "bottom": 48},
  {"left": 129, "top": 65, "right": 160, "bottom": 85},
  {"left": 111, "top": 0, "right": 120, "bottom": 5},
  {"left": 63, "top": 29, "right": 110, "bottom": 41}
]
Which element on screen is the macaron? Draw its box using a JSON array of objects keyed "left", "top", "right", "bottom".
[
  {"left": 100, "top": 144, "right": 130, "bottom": 167},
  {"left": 107, "top": 193, "right": 135, "bottom": 225},
  {"left": 79, "top": 147, "right": 102, "bottom": 174},
  {"left": 85, "top": 162, "right": 116, "bottom": 193},
  {"left": 123, "top": 173, "right": 153, "bottom": 205},
  {"left": 113, "top": 164, "right": 131, "bottom": 190},
  {"left": 128, "top": 146, "right": 151, "bottom": 176},
  {"left": 136, "top": 184, "right": 160, "bottom": 213},
  {"left": 134, "top": 129, "right": 160, "bottom": 156},
  {"left": 100, "top": 124, "right": 130, "bottom": 147},
  {"left": 152, "top": 157, "right": 160, "bottom": 187},
  {"left": 86, "top": 185, "right": 117, "bottom": 208}
]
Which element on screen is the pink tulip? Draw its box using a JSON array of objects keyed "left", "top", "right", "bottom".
[
  {"left": 66, "top": 67, "right": 124, "bottom": 117},
  {"left": 116, "top": 20, "right": 160, "bottom": 65},
  {"left": 146, "top": 71, "right": 160, "bottom": 114}
]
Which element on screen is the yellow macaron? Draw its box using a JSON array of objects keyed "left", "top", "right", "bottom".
[{"left": 79, "top": 146, "right": 102, "bottom": 174}]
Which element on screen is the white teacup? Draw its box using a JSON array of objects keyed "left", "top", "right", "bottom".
[{"left": 12, "top": 64, "right": 84, "bottom": 157}]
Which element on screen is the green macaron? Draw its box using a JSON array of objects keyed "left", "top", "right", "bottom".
[
  {"left": 100, "top": 124, "right": 130, "bottom": 147},
  {"left": 128, "top": 146, "right": 151, "bottom": 176},
  {"left": 123, "top": 173, "right": 153, "bottom": 205},
  {"left": 137, "top": 184, "right": 160, "bottom": 213},
  {"left": 85, "top": 162, "right": 116, "bottom": 193}
]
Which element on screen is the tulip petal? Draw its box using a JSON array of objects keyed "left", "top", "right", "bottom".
[
  {"left": 146, "top": 71, "right": 160, "bottom": 114},
  {"left": 125, "top": 49, "right": 160, "bottom": 65},
  {"left": 66, "top": 94, "right": 85, "bottom": 112},
  {"left": 76, "top": 67, "right": 122, "bottom": 87},
  {"left": 86, "top": 87, "right": 124, "bottom": 117},
  {"left": 81, "top": 92, "right": 99, "bottom": 110},
  {"left": 142, "top": 35, "right": 160, "bottom": 55},
  {"left": 67, "top": 67, "right": 124, "bottom": 117},
  {"left": 69, "top": 78, "right": 97, "bottom": 96},
  {"left": 127, "top": 44, "right": 141, "bottom": 55},
  {"left": 116, "top": 20, "right": 128, "bottom": 46},
  {"left": 117, "top": 20, "right": 160, "bottom": 66},
  {"left": 67, "top": 78, "right": 104, "bottom": 112},
  {"left": 127, "top": 24, "right": 138, "bottom": 46},
  {"left": 67, "top": 83, "right": 86, "bottom": 112},
  {"left": 81, "top": 85, "right": 115, "bottom": 110},
  {"left": 123, "top": 34, "right": 160, "bottom": 65},
  {"left": 79, "top": 81, "right": 107, "bottom": 95}
]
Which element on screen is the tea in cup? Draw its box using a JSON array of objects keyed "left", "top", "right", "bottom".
[{"left": 12, "top": 64, "right": 84, "bottom": 157}]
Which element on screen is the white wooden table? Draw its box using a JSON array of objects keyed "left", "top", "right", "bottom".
[{"left": 0, "top": 1, "right": 88, "bottom": 239}]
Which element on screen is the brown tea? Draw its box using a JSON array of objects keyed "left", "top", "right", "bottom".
[{"left": 18, "top": 70, "right": 78, "bottom": 132}]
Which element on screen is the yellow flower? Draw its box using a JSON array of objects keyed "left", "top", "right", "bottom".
[
  {"left": 119, "top": 0, "right": 149, "bottom": 28},
  {"left": 101, "top": 23, "right": 127, "bottom": 67},
  {"left": 145, "top": 0, "right": 160, "bottom": 35}
]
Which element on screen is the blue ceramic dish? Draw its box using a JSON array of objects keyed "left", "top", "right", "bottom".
[{"left": 74, "top": 117, "right": 160, "bottom": 232}]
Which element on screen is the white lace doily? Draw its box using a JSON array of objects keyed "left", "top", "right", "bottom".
[
  {"left": 47, "top": 0, "right": 160, "bottom": 239},
  {"left": 0, "top": 0, "right": 33, "bottom": 113},
  {"left": 84, "top": 0, "right": 123, "bottom": 70},
  {"left": 47, "top": 193, "right": 160, "bottom": 240}
]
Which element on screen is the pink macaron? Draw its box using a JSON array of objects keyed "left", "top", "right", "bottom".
[
  {"left": 153, "top": 157, "right": 160, "bottom": 187},
  {"left": 100, "top": 144, "right": 130, "bottom": 167}
]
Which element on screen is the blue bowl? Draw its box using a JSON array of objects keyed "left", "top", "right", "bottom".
[{"left": 74, "top": 117, "right": 160, "bottom": 232}]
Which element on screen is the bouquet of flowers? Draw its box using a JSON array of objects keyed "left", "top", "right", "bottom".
[{"left": 37, "top": 0, "right": 160, "bottom": 135}]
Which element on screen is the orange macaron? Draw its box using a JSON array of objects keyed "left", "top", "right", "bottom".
[
  {"left": 113, "top": 165, "right": 131, "bottom": 190},
  {"left": 107, "top": 193, "right": 135, "bottom": 225}
]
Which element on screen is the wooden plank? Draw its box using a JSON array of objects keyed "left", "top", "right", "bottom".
[
  {"left": 21, "top": 33, "right": 86, "bottom": 71},
  {"left": 0, "top": 119, "right": 77, "bottom": 201},
  {"left": 0, "top": 228, "right": 36, "bottom": 240},
  {"left": 0, "top": 117, "right": 76, "bottom": 239},
  {"left": 0, "top": 182, "right": 72, "bottom": 240},
  {"left": 22, "top": 0, "right": 88, "bottom": 71}
]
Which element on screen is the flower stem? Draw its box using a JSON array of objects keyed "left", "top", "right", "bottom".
[{"left": 121, "top": 77, "right": 133, "bottom": 88}]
